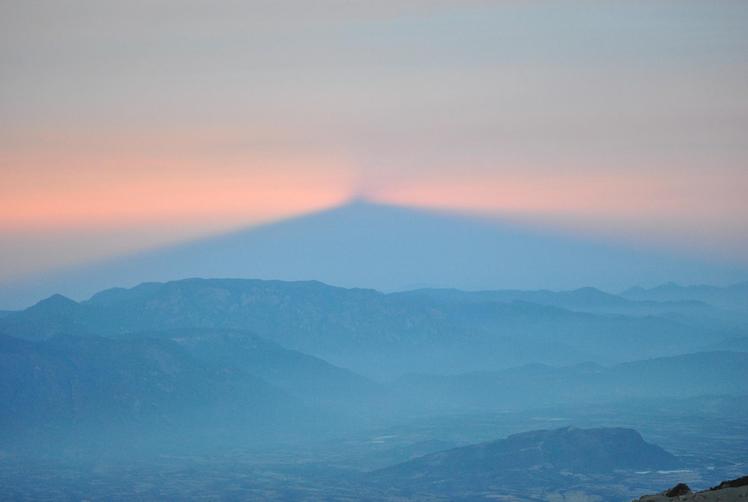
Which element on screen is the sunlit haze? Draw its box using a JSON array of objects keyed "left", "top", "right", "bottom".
[
  {"left": 3, "top": 3, "right": 748, "bottom": 500},
  {"left": 2, "top": 0, "right": 747, "bottom": 280}
]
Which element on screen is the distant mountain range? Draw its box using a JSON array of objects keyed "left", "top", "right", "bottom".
[
  {"left": 1, "top": 278, "right": 743, "bottom": 378},
  {"left": 2, "top": 276, "right": 747, "bottom": 459},
  {"left": 1, "top": 201, "right": 745, "bottom": 309},
  {"left": 623, "top": 281, "right": 748, "bottom": 311},
  {"left": 392, "top": 351, "right": 748, "bottom": 412},
  {"left": 2, "top": 327, "right": 744, "bottom": 446},
  {"left": 375, "top": 427, "right": 678, "bottom": 491},
  {"left": 399, "top": 285, "right": 715, "bottom": 315},
  {"left": 397, "top": 285, "right": 748, "bottom": 330}
]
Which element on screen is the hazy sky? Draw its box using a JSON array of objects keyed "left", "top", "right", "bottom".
[{"left": 1, "top": 0, "right": 747, "bottom": 281}]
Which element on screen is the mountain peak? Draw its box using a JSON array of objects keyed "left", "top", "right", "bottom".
[
  {"left": 32, "top": 294, "right": 79, "bottom": 311},
  {"left": 570, "top": 286, "right": 615, "bottom": 298},
  {"left": 340, "top": 195, "right": 379, "bottom": 208}
]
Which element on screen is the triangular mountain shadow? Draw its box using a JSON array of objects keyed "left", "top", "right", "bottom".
[{"left": 0, "top": 201, "right": 744, "bottom": 308}]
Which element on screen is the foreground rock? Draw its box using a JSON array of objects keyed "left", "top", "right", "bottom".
[{"left": 636, "top": 475, "right": 748, "bottom": 501}]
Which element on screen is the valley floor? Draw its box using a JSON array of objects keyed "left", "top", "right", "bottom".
[{"left": 2, "top": 398, "right": 746, "bottom": 501}]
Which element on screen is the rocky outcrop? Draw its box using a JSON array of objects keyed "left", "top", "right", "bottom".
[{"left": 636, "top": 475, "right": 748, "bottom": 501}]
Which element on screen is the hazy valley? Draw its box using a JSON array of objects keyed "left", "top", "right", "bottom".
[
  {"left": 1, "top": 277, "right": 746, "bottom": 500},
  {"left": 4, "top": 1, "right": 748, "bottom": 499}
]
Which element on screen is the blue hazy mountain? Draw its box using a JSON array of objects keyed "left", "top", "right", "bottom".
[
  {"left": 0, "top": 329, "right": 378, "bottom": 453},
  {"left": 0, "top": 333, "right": 296, "bottom": 441},
  {"left": 397, "top": 286, "right": 748, "bottom": 335},
  {"left": 0, "top": 278, "right": 735, "bottom": 378},
  {"left": 136, "top": 328, "right": 380, "bottom": 410},
  {"left": 704, "top": 335, "right": 748, "bottom": 352},
  {"left": 1, "top": 277, "right": 746, "bottom": 497},
  {"left": 622, "top": 281, "right": 748, "bottom": 311},
  {"left": 395, "top": 286, "right": 748, "bottom": 325},
  {"left": 374, "top": 427, "right": 678, "bottom": 491},
  {"left": 391, "top": 351, "right": 748, "bottom": 413},
  {"left": 1, "top": 201, "right": 745, "bottom": 310}
]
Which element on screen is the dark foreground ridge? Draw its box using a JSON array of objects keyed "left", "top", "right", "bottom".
[{"left": 635, "top": 475, "right": 748, "bottom": 501}]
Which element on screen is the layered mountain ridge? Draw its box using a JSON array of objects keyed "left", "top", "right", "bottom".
[{"left": 2, "top": 277, "right": 745, "bottom": 378}]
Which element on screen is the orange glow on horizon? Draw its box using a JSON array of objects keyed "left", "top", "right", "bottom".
[
  {"left": 367, "top": 170, "right": 745, "bottom": 223},
  {"left": 2, "top": 141, "right": 747, "bottom": 272},
  {"left": 0, "top": 150, "right": 354, "bottom": 232}
]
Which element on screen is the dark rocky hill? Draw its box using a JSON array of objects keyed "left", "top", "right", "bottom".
[{"left": 375, "top": 427, "right": 678, "bottom": 491}]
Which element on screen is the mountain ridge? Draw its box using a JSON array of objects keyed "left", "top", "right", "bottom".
[
  {"left": 622, "top": 281, "right": 748, "bottom": 310},
  {"left": 391, "top": 350, "right": 748, "bottom": 412},
  {"left": 0, "top": 328, "right": 377, "bottom": 452},
  {"left": 0, "top": 277, "right": 734, "bottom": 378}
]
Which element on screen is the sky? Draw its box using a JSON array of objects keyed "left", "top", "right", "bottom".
[{"left": 1, "top": 0, "right": 747, "bottom": 282}]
